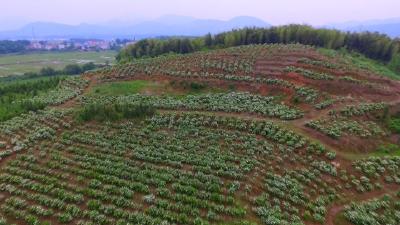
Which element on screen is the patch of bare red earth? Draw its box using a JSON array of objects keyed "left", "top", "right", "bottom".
[{"left": 54, "top": 74, "right": 99, "bottom": 109}]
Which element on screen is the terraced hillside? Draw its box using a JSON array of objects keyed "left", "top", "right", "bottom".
[{"left": 0, "top": 44, "right": 400, "bottom": 225}]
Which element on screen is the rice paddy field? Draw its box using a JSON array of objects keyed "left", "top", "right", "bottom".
[{"left": 0, "top": 51, "right": 116, "bottom": 77}]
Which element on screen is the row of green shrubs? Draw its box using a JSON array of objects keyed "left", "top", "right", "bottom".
[{"left": 76, "top": 103, "right": 156, "bottom": 122}]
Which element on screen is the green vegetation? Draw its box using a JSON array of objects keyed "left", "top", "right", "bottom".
[
  {"left": 382, "top": 109, "right": 400, "bottom": 135},
  {"left": 0, "top": 77, "right": 62, "bottom": 121},
  {"left": 90, "top": 80, "right": 158, "bottom": 96},
  {"left": 179, "top": 81, "right": 206, "bottom": 91},
  {"left": 334, "top": 102, "right": 388, "bottom": 117},
  {"left": 0, "top": 62, "right": 96, "bottom": 83},
  {"left": 0, "top": 41, "right": 400, "bottom": 225},
  {"left": 0, "top": 40, "right": 30, "bottom": 54},
  {"left": 306, "top": 117, "right": 385, "bottom": 139},
  {"left": 0, "top": 108, "right": 70, "bottom": 159},
  {"left": 0, "top": 50, "right": 116, "bottom": 77},
  {"left": 117, "top": 25, "right": 399, "bottom": 65},
  {"left": 389, "top": 53, "right": 400, "bottom": 73},
  {"left": 298, "top": 57, "right": 339, "bottom": 69},
  {"left": 0, "top": 110, "right": 342, "bottom": 225},
  {"left": 76, "top": 103, "right": 155, "bottom": 122},
  {"left": 389, "top": 118, "right": 400, "bottom": 133},
  {"left": 90, "top": 80, "right": 225, "bottom": 97},
  {"left": 170, "top": 80, "right": 227, "bottom": 95},
  {"left": 0, "top": 76, "right": 87, "bottom": 121},
  {"left": 82, "top": 92, "right": 303, "bottom": 120},
  {"left": 38, "top": 62, "right": 97, "bottom": 76},
  {"left": 318, "top": 48, "right": 400, "bottom": 80},
  {"left": 372, "top": 144, "right": 400, "bottom": 156},
  {"left": 307, "top": 102, "right": 391, "bottom": 139},
  {"left": 285, "top": 66, "right": 334, "bottom": 80},
  {"left": 343, "top": 194, "right": 400, "bottom": 225}
]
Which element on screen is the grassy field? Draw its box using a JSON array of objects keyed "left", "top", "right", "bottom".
[
  {"left": 89, "top": 80, "right": 227, "bottom": 97},
  {"left": 0, "top": 50, "right": 116, "bottom": 77},
  {"left": 89, "top": 80, "right": 161, "bottom": 96}
]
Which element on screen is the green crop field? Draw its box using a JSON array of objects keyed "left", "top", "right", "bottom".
[{"left": 0, "top": 51, "right": 116, "bottom": 77}]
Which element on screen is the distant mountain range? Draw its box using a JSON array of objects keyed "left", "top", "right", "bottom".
[
  {"left": 345, "top": 23, "right": 400, "bottom": 38},
  {"left": 0, "top": 16, "right": 269, "bottom": 40},
  {"left": 0, "top": 15, "right": 399, "bottom": 40},
  {"left": 326, "top": 18, "right": 400, "bottom": 38}
]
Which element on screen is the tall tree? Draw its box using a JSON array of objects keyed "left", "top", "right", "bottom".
[{"left": 204, "top": 33, "right": 213, "bottom": 47}]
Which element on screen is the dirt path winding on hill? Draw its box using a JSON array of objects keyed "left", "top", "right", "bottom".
[
  {"left": 326, "top": 205, "right": 345, "bottom": 225},
  {"left": 53, "top": 74, "right": 98, "bottom": 109},
  {"left": 325, "top": 186, "right": 400, "bottom": 225}
]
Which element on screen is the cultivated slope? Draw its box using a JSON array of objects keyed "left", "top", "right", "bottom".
[{"left": 0, "top": 44, "right": 399, "bottom": 225}]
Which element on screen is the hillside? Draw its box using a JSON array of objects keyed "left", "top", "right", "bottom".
[{"left": 0, "top": 44, "right": 400, "bottom": 225}]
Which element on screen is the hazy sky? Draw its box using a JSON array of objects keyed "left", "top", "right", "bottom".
[{"left": 1, "top": 0, "right": 400, "bottom": 29}]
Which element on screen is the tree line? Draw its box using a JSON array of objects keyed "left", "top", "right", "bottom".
[
  {"left": 37, "top": 62, "right": 97, "bottom": 76},
  {"left": 0, "top": 76, "right": 64, "bottom": 121},
  {"left": 0, "top": 62, "right": 99, "bottom": 83},
  {"left": 0, "top": 40, "right": 30, "bottom": 54},
  {"left": 0, "top": 76, "right": 62, "bottom": 97},
  {"left": 0, "top": 61, "right": 98, "bottom": 121},
  {"left": 116, "top": 25, "right": 400, "bottom": 71}
]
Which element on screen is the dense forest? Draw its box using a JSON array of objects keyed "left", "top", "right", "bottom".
[
  {"left": 117, "top": 25, "right": 400, "bottom": 71},
  {"left": 0, "top": 77, "right": 63, "bottom": 121},
  {"left": 0, "top": 40, "right": 30, "bottom": 54},
  {"left": 0, "top": 62, "right": 98, "bottom": 120}
]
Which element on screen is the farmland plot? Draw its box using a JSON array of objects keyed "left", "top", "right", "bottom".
[{"left": 0, "top": 44, "right": 399, "bottom": 225}]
